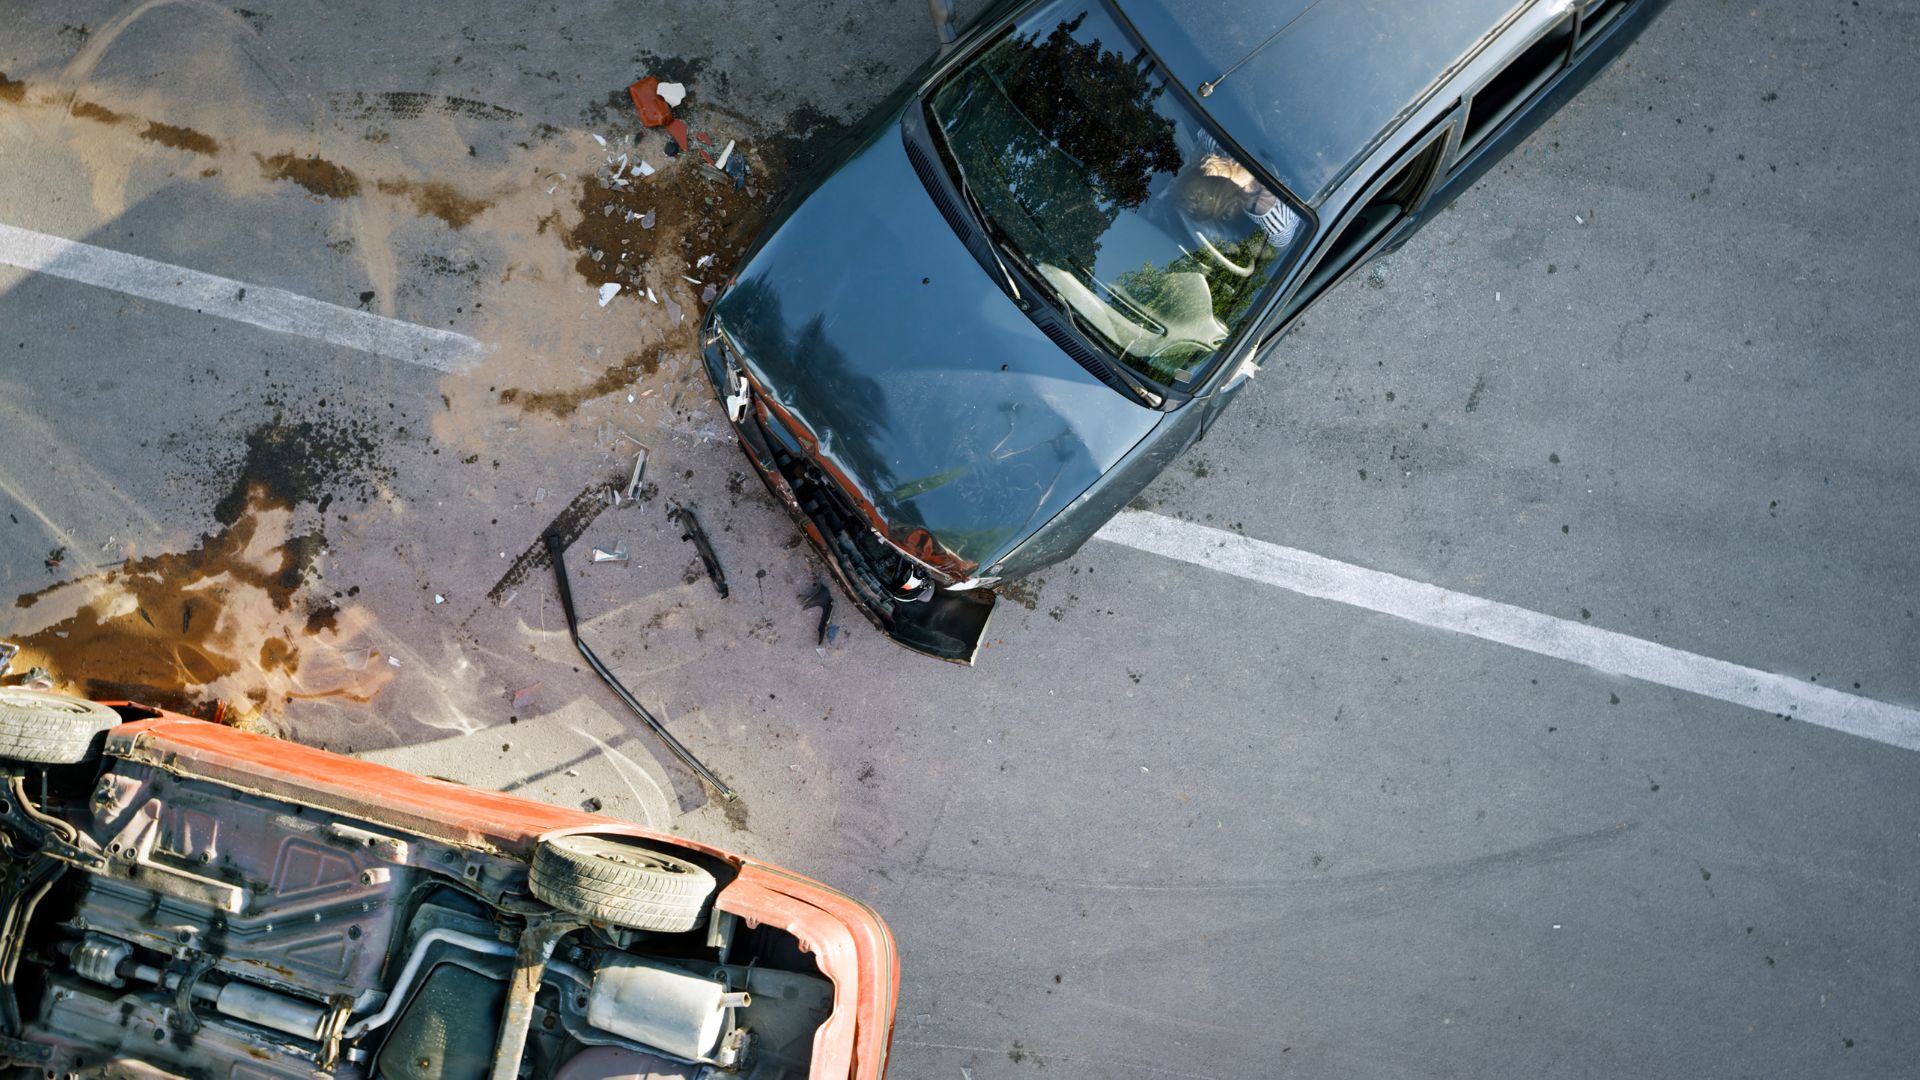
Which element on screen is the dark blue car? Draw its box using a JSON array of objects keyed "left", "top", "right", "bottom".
[{"left": 704, "top": 0, "right": 1671, "bottom": 661}]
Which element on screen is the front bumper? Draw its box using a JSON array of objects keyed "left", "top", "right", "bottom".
[{"left": 702, "top": 334, "right": 994, "bottom": 663}]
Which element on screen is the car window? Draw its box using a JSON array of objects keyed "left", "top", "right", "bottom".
[
  {"left": 1272, "top": 131, "right": 1450, "bottom": 328},
  {"left": 1576, "top": 0, "right": 1632, "bottom": 49},
  {"left": 1458, "top": 16, "right": 1575, "bottom": 158},
  {"left": 925, "top": 0, "right": 1309, "bottom": 389}
]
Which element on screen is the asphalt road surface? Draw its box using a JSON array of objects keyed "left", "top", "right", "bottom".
[{"left": 3, "top": 1, "right": 1917, "bottom": 1077}]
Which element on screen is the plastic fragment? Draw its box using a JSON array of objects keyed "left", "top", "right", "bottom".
[
  {"left": 387, "top": 656, "right": 402, "bottom": 668},
  {"left": 636, "top": 160, "right": 655, "bottom": 177},
  {"left": 624, "top": 449, "right": 648, "bottom": 499},
  {"left": 640, "top": 209, "right": 655, "bottom": 230},
  {"left": 713, "top": 140, "right": 735, "bottom": 171},
  {"left": 700, "top": 283, "right": 717, "bottom": 303},
  {"left": 658, "top": 82, "right": 687, "bottom": 108},
  {"left": 434, "top": 594, "right": 445, "bottom": 605},
  {"left": 598, "top": 283, "right": 621, "bottom": 306},
  {"left": 592, "top": 133, "right": 607, "bottom": 147},
  {"left": 696, "top": 254, "right": 714, "bottom": 268},
  {"left": 590, "top": 545, "right": 629, "bottom": 564},
  {"left": 646, "top": 286, "right": 658, "bottom": 303}
]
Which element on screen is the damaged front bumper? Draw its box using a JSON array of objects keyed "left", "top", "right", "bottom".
[{"left": 702, "top": 331, "right": 994, "bottom": 664}]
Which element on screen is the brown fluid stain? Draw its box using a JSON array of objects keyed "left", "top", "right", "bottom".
[
  {"left": 498, "top": 352, "right": 658, "bottom": 417},
  {"left": 70, "top": 100, "right": 128, "bottom": 124},
  {"left": 563, "top": 161, "right": 762, "bottom": 298},
  {"left": 256, "top": 151, "right": 361, "bottom": 198},
  {"left": 0, "top": 72, "right": 24, "bottom": 103},
  {"left": 140, "top": 119, "right": 218, "bottom": 155},
  {"left": 375, "top": 178, "right": 493, "bottom": 229},
  {"left": 7, "top": 37, "right": 766, "bottom": 459},
  {"left": 4, "top": 492, "right": 392, "bottom": 722}
]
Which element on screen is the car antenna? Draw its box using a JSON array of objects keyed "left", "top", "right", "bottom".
[{"left": 1198, "top": 0, "right": 1328, "bottom": 97}]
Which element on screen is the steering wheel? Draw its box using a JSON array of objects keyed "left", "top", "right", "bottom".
[{"left": 1194, "top": 230, "right": 1255, "bottom": 278}]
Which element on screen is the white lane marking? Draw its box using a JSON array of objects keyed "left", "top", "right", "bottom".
[
  {"left": 1095, "top": 511, "right": 1920, "bottom": 752},
  {"left": 0, "top": 222, "right": 486, "bottom": 372}
]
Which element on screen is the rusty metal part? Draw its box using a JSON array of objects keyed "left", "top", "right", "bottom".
[
  {"left": 543, "top": 533, "right": 737, "bottom": 801},
  {"left": 488, "top": 916, "right": 584, "bottom": 1080},
  {"left": 669, "top": 503, "right": 729, "bottom": 598}
]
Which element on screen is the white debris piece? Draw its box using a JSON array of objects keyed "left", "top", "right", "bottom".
[
  {"left": 636, "top": 160, "right": 655, "bottom": 177},
  {"left": 658, "top": 82, "right": 687, "bottom": 107},
  {"left": 696, "top": 254, "right": 714, "bottom": 268},
  {"left": 713, "top": 140, "right": 736, "bottom": 171},
  {"left": 388, "top": 656, "right": 402, "bottom": 668},
  {"left": 592, "top": 133, "right": 607, "bottom": 146},
  {"left": 646, "top": 286, "right": 658, "bottom": 303},
  {"left": 598, "top": 283, "right": 621, "bottom": 306},
  {"left": 434, "top": 594, "right": 446, "bottom": 605}
]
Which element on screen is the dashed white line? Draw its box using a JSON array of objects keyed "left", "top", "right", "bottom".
[
  {"left": 1095, "top": 511, "right": 1920, "bottom": 752},
  {"left": 0, "top": 221, "right": 486, "bottom": 372}
]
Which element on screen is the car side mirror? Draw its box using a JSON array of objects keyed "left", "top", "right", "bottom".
[{"left": 927, "top": 0, "right": 958, "bottom": 47}]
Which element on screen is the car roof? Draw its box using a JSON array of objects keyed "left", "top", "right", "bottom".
[{"left": 1115, "top": 0, "right": 1531, "bottom": 203}]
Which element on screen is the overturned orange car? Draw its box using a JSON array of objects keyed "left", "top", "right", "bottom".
[{"left": 0, "top": 689, "right": 898, "bottom": 1078}]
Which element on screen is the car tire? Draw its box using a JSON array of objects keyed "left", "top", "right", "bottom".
[
  {"left": 529, "top": 834, "right": 715, "bottom": 932},
  {"left": 0, "top": 688, "right": 120, "bottom": 765}
]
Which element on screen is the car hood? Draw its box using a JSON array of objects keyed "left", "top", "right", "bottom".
[{"left": 712, "top": 118, "right": 1160, "bottom": 575}]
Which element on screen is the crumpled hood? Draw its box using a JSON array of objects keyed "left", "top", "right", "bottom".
[{"left": 713, "top": 119, "right": 1160, "bottom": 574}]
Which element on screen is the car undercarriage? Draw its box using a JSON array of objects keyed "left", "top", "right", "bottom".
[{"left": 0, "top": 703, "right": 851, "bottom": 1079}]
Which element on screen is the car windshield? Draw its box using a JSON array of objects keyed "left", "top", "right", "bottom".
[{"left": 927, "top": 0, "right": 1307, "bottom": 388}]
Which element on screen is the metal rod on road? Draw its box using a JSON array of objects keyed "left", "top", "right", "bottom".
[{"left": 543, "top": 533, "right": 738, "bottom": 802}]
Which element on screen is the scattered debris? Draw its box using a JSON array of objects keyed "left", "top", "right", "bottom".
[
  {"left": 591, "top": 133, "right": 607, "bottom": 147},
  {"left": 434, "top": 594, "right": 446, "bottom": 605},
  {"left": 626, "top": 75, "right": 689, "bottom": 151},
  {"left": 581, "top": 796, "right": 604, "bottom": 812},
  {"left": 639, "top": 208, "right": 656, "bottom": 230},
  {"left": 657, "top": 82, "right": 687, "bottom": 108},
  {"left": 387, "top": 656, "right": 402, "bottom": 668},
  {"left": 800, "top": 584, "right": 835, "bottom": 646},
  {"left": 635, "top": 160, "right": 655, "bottom": 177},
  {"left": 669, "top": 504, "right": 728, "bottom": 598},
  {"left": 713, "top": 139, "right": 735, "bottom": 171},
  {"left": 597, "top": 282, "right": 621, "bottom": 306},
  {"left": 664, "top": 294, "right": 684, "bottom": 329},
  {"left": 543, "top": 532, "right": 736, "bottom": 800},
  {"left": 590, "top": 544, "right": 629, "bottom": 564},
  {"left": 0, "top": 641, "right": 18, "bottom": 677},
  {"left": 623, "top": 449, "right": 649, "bottom": 500},
  {"left": 510, "top": 683, "right": 541, "bottom": 709}
]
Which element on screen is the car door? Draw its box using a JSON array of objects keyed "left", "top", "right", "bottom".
[
  {"left": 1250, "top": 118, "right": 1455, "bottom": 363},
  {"left": 1423, "top": 0, "right": 1653, "bottom": 222}
]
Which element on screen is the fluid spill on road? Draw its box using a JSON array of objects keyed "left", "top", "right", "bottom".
[
  {"left": 256, "top": 151, "right": 362, "bottom": 198},
  {"left": 5, "top": 491, "right": 390, "bottom": 722},
  {"left": 2, "top": 409, "right": 397, "bottom": 723}
]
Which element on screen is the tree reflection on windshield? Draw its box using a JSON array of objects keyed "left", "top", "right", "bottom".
[{"left": 929, "top": 1, "right": 1305, "bottom": 388}]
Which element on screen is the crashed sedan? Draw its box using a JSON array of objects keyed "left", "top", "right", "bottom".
[
  {"left": 703, "top": 0, "right": 1670, "bottom": 660},
  {"left": 0, "top": 688, "right": 898, "bottom": 1078}
]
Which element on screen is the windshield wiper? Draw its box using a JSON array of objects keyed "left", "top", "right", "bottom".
[
  {"left": 955, "top": 172, "right": 1027, "bottom": 307},
  {"left": 1058, "top": 308, "right": 1164, "bottom": 408},
  {"left": 928, "top": 122, "right": 1027, "bottom": 307}
]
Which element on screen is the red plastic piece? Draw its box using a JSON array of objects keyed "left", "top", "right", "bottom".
[{"left": 628, "top": 76, "right": 690, "bottom": 151}]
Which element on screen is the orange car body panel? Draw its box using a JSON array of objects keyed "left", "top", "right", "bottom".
[{"left": 100, "top": 709, "right": 900, "bottom": 1079}]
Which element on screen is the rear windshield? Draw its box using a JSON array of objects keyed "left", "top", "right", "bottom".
[{"left": 928, "top": 0, "right": 1308, "bottom": 387}]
